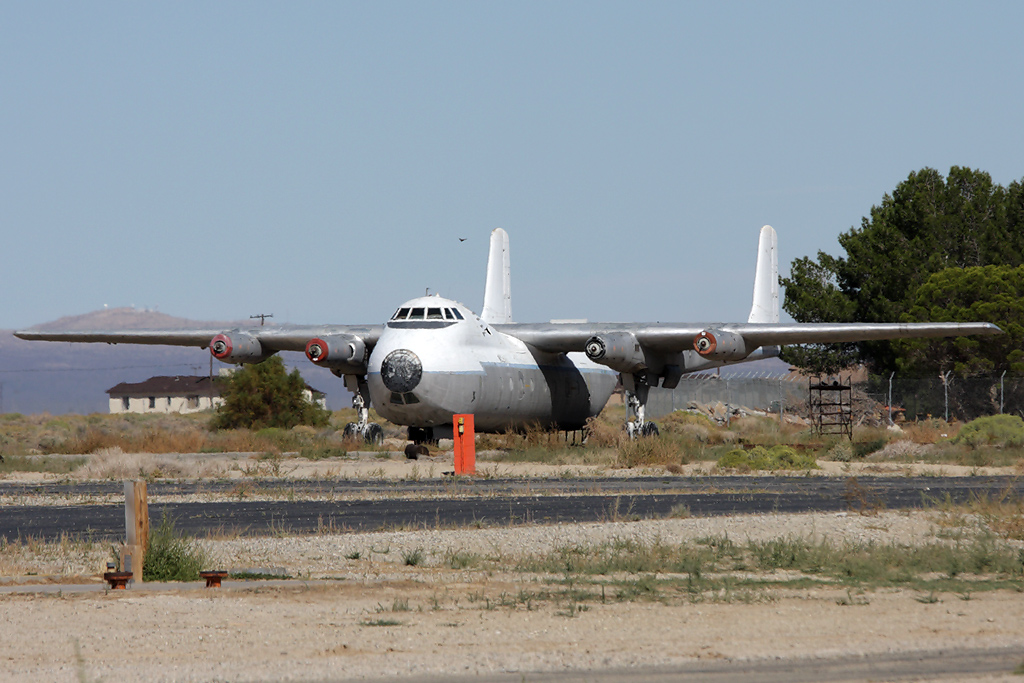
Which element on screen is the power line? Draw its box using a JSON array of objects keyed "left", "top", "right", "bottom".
[{"left": 0, "top": 363, "right": 200, "bottom": 374}]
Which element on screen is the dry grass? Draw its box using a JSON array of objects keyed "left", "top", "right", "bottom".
[
  {"left": 72, "top": 447, "right": 227, "bottom": 480},
  {"left": 0, "top": 532, "right": 110, "bottom": 579},
  {"left": 4, "top": 406, "right": 1024, "bottom": 473},
  {"left": 901, "top": 418, "right": 959, "bottom": 444},
  {"left": 616, "top": 436, "right": 682, "bottom": 468},
  {"left": 0, "top": 410, "right": 400, "bottom": 459},
  {"left": 867, "top": 439, "right": 930, "bottom": 461},
  {"left": 929, "top": 487, "right": 1024, "bottom": 541}
]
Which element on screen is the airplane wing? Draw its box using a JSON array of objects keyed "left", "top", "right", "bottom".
[
  {"left": 13, "top": 328, "right": 233, "bottom": 348},
  {"left": 13, "top": 325, "right": 382, "bottom": 351},
  {"left": 498, "top": 321, "right": 1003, "bottom": 354},
  {"left": 498, "top": 321, "right": 1002, "bottom": 384},
  {"left": 13, "top": 324, "right": 385, "bottom": 371}
]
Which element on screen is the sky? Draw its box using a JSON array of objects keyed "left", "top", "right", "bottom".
[{"left": 2, "top": 1, "right": 1023, "bottom": 331}]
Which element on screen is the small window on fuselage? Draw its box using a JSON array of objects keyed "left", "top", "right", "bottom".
[
  {"left": 410, "top": 307, "right": 425, "bottom": 319},
  {"left": 426, "top": 308, "right": 442, "bottom": 320}
]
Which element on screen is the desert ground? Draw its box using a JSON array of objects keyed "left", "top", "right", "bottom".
[{"left": 3, "top": 451, "right": 1024, "bottom": 681}]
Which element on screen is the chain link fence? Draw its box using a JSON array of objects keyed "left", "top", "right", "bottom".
[
  {"left": 646, "top": 373, "right": 1024, "bottom": 423},
  {"left": 864, "top": 375, "right": 1024, "bottom": 423},
  {"left": 647, "top": 373, "right": 807, "bottom": 420}
]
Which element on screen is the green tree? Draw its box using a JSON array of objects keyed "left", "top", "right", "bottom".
[
  {"left": 781, "top": 167, "right": 1024, "bottom": 374},
  {"left": 212, "top": 356, "right": 330, "bottom": 430},
  {"left": 896, "top": 265, "right": 1024, "bottom": 377}
]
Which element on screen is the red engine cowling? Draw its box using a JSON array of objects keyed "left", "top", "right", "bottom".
[
  {"left": 305, "top": 334, "right": 368, "bottom": 374},
  {"left": 209, "top": 332, "right": 270, "bottom": 364},
  {"left": 692, "top": 329, "right": 749, "bottom": 361},
  {"left": 584, "top": 332, "right": 647, "bottom": 373}
]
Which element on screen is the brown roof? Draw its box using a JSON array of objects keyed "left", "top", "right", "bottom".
[{"left": 106, "top": 376, "right": 220, "bottom": 397}]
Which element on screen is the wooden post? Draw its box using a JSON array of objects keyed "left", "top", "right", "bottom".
[
  {"left": 122, "top": 481, "right": 149, "bottom": 583},
  {"left": 453, "top": 414, "right": 475, "bottom": 475}
]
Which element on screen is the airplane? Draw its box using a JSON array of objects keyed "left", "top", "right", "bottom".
[{"left": 15, "top": 226, "right": 1001, "bottom": 445}]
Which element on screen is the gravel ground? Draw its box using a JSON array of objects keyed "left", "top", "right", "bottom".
[
  {"left": 3, "top": 455, "right": 1024, "bottom": 681},
  {"left": 2, "top": 509, "right": 1024, "bottom": 681}
]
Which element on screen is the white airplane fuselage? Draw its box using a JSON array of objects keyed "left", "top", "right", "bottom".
[{"left": 367, "top": 296, "right": 617, "bottom": 433}]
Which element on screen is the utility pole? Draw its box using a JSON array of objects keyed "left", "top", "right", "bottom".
[
  {"left": 1001, "top": 370, "right": 1007, "bottom": 414},
  {"left": 942, "top": 371, "right": 953, "bottom": 422},
  {"left": 888, "top": 372, "right": 895, "bottom": 426}
]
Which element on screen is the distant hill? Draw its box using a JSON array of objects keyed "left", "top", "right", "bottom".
[
  {"left": 1, "top": 309, "right": 347, "bottom": 414},
  {"left": 29, "top": 306, "right": 244, "bottom": 332}
]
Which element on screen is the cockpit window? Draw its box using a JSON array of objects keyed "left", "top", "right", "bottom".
[{"left": 392, "top": 306, "right": 462, "bottom": 322}]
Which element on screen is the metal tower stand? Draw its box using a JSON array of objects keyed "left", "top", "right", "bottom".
[{"left": 809, "top": 376, "right": 853, "bottom": 439}]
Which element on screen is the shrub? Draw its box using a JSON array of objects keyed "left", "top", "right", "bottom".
[
  {"left": 617, "top": 436, "right": 680, "bottom": 468},
  {"left": 826, "top": 441, "right": 854, "bottom": 462},
  {"left": 717, "top": 445, "right": 818, "bottom": 472},
  {"left": 853, "top": 437, "right": 888, "bottom": 459},
  {"left": 212, "top": 357, "right": 330, "bottom": 431},
  {"left": 955, "top": 415, "right": 1024, "bottom": 449},
  {"left": 144, "top": 516, "right": 208, "bottom": 582},
  {"left": 584, "top": 416, "right": 622, "bottom": 448}
]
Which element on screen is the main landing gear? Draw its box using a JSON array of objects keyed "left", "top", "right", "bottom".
[
  {"left": 342, "top": 377, "right": 384, "bottom": 445},
  {"left": 624, "top": 373, "right": 660, "bottom": 439}
]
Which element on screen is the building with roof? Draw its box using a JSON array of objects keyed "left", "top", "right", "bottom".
[
  {"left": 105, "top": 374, "right": 326, "bottom": 415},
  {"left": 106, "top": 376, "right": 223, "bottom": 414}
]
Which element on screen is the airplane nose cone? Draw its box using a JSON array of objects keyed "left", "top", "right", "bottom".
[{"left": 380, "top": 349, "right": 423, "bottom": 393}]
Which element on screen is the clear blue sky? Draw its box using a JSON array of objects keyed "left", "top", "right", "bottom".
[{"left": 2, "top": 2, "right": 1022, "bottom": 330}]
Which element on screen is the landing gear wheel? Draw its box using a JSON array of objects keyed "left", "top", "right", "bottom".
[
  {"left": 641, "top": 422, "right": 660, "bottom": 438},
  {"left": 343, "top": 422, "right": 359, "bottom": 439},
  {"left": 365, "top": 423, "right": 384, "bottom": 445},
  {"left": 404, "top": 443, "right": 429, "bottom": 459}
]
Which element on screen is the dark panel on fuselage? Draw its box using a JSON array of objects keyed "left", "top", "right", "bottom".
[{"left": 538, "top": 360, "right": 593, "bottom": 430}]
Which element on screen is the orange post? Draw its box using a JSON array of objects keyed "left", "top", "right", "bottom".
[{"left": 453, "top": 414, "right": 475, "bottom": 475}]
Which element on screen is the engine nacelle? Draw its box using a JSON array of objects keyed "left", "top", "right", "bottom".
[
  {"left": 584, "top": 332, "right": 647, "bottom": 373},
  {"left": 305, "top": 334, "right": 368, "bottom": 374},
  {"left": 693, "top": 329, "right": 749, "bottom": 361},
  {"left": 209, "top": 331, "right": 271, "bottom": 364}
]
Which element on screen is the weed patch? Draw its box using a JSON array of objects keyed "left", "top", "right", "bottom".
[
  {"left": 144, "top": 516, "right": 208, "bottom": 582},
  {"left": 717, "top": 445, "right": 818, "bottom": 472},
  {"left": 0, "top": 455, "right": 84, "bottom": 474},
  {"left": 617, "top": 436, "right": 680, "bottom": 468},
  {"left": 513, "top": 533, "right": 1024, "bottom": 603}
]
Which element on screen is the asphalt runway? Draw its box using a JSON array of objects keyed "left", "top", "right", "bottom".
[
  {"left": 417, "top": 646, "right": 1024, "bottom": 683},
  {"left": 2, "top": 476, "right": 1022, "bottom": 541}
]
